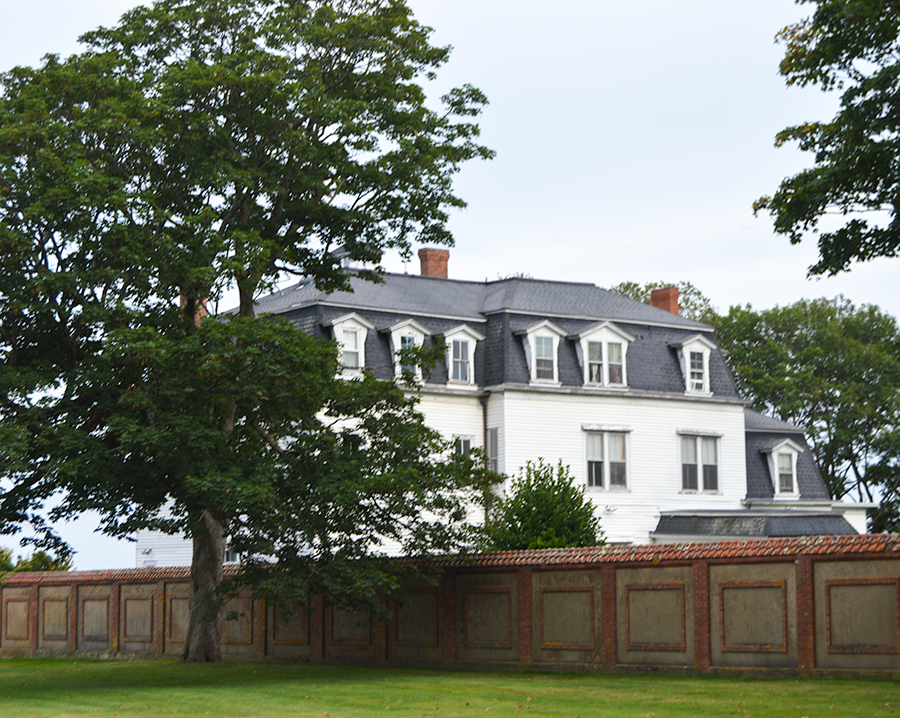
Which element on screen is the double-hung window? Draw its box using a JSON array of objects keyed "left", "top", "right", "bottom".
[
  {"left": 681, "top": 435, "right": 718, "bottom": 492},
  {"left": 452, "top": 340, "right": 469, "bottom": 381},
  {"left": 673, "top": 335, "right": 716, "bottom": 394},
  {"left": 535, "top": 336, "right": 555, "bottom": 379},
  {"left": 778, "top": 453, "right": 794, "bottom": 493},
  {"left": 389, "top": 319, "right": 431, "bottom": 381},
  {"left": 342, "top": 328, "right": 360, "bottom": 369},
  {"left": 585, "top": 430, "right": 628, "bottom": 489},
  {"left": 577, "top": 322, "right": 634, "bottom": 387},
  {"left": 689, "top": 351, "right": 705, "bottom": 391}
]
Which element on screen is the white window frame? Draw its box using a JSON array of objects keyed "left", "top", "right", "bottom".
[
  {"left": 454, "top": 436, "right": 473, "bottom": 457},
  {"left": 327, "top": 313, "right": 375, "bottom": 376},
  {"left": 678, "top": 431, "right": 721, "bottom": 493},
  {"left": 443, "top": 325, "right": 484, "bottom": 388},
  {"left": 575, "top": 321, "right": 635, "bottom": 388},
  {"left": 388, "top": 319, "right": 431, "bottom": 382},
  {"left": 517, "top": 320, "right": 566, "bottom": 385},
  {"left": 673, "top": 334, "right": 717, "bottom": 395},
  {"left": 583, "top": 425, "right": 631, "bottom": 491},
  {"left": 761, "top": 438, "right": 804, "bottom": 499}
]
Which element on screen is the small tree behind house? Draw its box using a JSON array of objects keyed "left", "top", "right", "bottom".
[{"left": 487, "top": 460, "right": 603, "bottom": 551}]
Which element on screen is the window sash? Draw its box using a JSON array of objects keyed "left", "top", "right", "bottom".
[
  {"left": 487, "top": 428, "right": 499, "bottom": 473},
  {"left": 342, "top": 329, "right": 360, "bottom": 368},
  {"left": 608, "top": 342, "right": 623, "bottom": 384},
  {"left": 455, "top": 437, "right": 471, "bottom": 457},
  {"left": 535, "top": 336, "right": 554, "bottom": 379},
  {"left": 689, "top": 351, "right": 704, "bottom": 390},
  {"left": 778, "top": 453, "right": 794, "bottom": 492},
  {"left": 588, "top": 341, "right": 603, "bottom": 383},
  {"left": 452, "top": 340, "right": 469, "bottom": 381}
]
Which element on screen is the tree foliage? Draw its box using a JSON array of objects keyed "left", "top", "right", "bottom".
[
  {"left": 0, "top": 549, "right": 72, "bottom": 573},
  {"left": 608, "top": 280, "right": 718, "bottom": 323},
  {"left": 0, "top": 0, "right": 492, "bottom": 661},
  {"left": 711, "top": 297, "right": 900, "bottom": 530},
  {"left": 755, "top": 0, "right": 900, "bottom": 275},
  {"left": 486, "top": 460, "right": 603, "bottom": 551}
]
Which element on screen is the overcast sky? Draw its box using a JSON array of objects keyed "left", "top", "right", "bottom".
[{"left": 2, "top": 1, "right": 895, "bottom": 569}]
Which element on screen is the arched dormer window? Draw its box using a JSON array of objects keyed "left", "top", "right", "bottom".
[
  {"left": 573, "top": 321, "right": 635, "bottom": 388},
  {"left": 515, "top": 320, "right": 566, "bottom": 385},
  {"left": 326, "top": 313, "right": 375, "bottom": 376},
  {"left": 670, "top": 334, "right": 717, "bottom": 395},
  {"left": 387, "top": 319, "right": 431, "bottom": 381},
  {"left": 760, "top": 438, "right": 804, "bottom": 498},
  {"left": 443, "top": 325, "right": 484, "bottom": 388}
]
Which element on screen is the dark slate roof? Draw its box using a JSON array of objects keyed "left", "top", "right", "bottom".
[
  {"left": 744, "top": 409, "right": 803, "bottom": 433},
  {"left": 253, "top": 273, "right": 710, "bottom": 329},
  {"left": 252, "top": 272, "right": 744, "bottom": 398},
  {"left": 652, "top": 512, "right": 856, "bottom": 539}
]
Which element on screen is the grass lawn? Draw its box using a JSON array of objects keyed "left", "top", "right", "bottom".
[{"left": 0, "top": 659, "right": 896, "bottom": 718}]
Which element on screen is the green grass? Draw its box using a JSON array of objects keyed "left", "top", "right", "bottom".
[{"left": 0, "top": 660, "right": 896, "bottom": 718}]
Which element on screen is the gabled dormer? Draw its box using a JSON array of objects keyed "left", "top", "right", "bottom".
[
  {"left": 670, "top": 334, "right": 717, "bottom": 395},
  {"left": 326, "top": 312, "right": 376, "bottom": 376},
  {"left": 759, "top": 437, "right": 805, "bottom": 499},
  {"left": 386, "top": 318, "right": 432, "bottom": 381},
  {"left": 572, "top": 321, "right": 635, "bottom": 388},
  {"left": 443, "top": 324, "right": 484, "bottom": 388},
  {"left": 514, "top": 320, "right": 566, "bottom": 385}
]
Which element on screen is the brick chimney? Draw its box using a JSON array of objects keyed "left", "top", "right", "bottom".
[
  {"left": 418, "top": 247, "right": 449, "bottom": 278},
  {"left": 650, "top": 286, "right": 679, "bottom": 314}
]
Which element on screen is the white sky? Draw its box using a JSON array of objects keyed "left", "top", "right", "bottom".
[{"left": 2, "top": 1, "right": 895, "bottom": 569}]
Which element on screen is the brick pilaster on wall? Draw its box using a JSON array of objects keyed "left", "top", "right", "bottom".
[
  {"left": 443, "top": 572, "right": 457, "bottom": 661},
  {"left": 600, "top": 564, "right": 618, "bottom": 668},
  {"left": 693, "top": 561, "right": 711, "bottom": 671},
  {"left": 518, "top": 568, "right": 533, "bottom": 663},
  {"left": 68, "top": 584, "right": 78, "bottom": 654},
  {"left": 110, "top": 582, "right": 121, "bottom": 655},
  {"left": 311, "top": 594, "right": 325, "bottom": 660},
  {"left": 29, "top": 585, "right": 39, "bottom": 656},
  {"left": 796, "top": 557, "right": 816, "bottom": 676}
]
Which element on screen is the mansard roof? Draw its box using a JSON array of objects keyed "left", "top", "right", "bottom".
[{"left": 253, "top": 272, "right": 711, "bottom": 329}]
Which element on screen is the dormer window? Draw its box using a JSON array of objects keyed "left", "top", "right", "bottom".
[
  {"left": 327, "top": 313, "right": 375, "bottom": 376},
  {"left": 671, "top": 334, "right": 717, "bottom": 395},
  {"left": 516, "top": 320, "right": 566, "bottom": 385},
  {"left": 575, "top": 322, "right": 635, "bottom": 388},
  {"left": 387, "top": 319, "right": 431, "bottom": 382},
  {"left": 760, "top": 438, "right": 804, "bottom": 499},
  {"left": 443, "top": 325, "right": 484, "bottom": 388}
]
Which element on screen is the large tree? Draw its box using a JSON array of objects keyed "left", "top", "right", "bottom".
[
  {"left": 0, "top": 0, "right": 493, "bottom": 661},
  {"left": 755, "top": 0, "right": 900, "bottom": 275},
  {"left": 712, "top": 297, "right": 900, "bottom": 529}
]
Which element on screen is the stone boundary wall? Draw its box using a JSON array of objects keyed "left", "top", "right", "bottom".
[{"left": 2, "top": 534, "right": 899, "bottom": 675}]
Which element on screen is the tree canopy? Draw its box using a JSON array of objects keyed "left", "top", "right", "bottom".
[
  {"left": 712, "top": 297, "right": 900, "bottom": 530},
  {"left": 486, "top": 460, "right": 603, "bottom": 551},
  {"left": 755, "top": 0, "right": 900, "bottom": 275},
  {"left": 0, "top": 0, "right": 493, "bottom": 662}
]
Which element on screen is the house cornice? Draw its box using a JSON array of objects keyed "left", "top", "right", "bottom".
[{"left": 479, "top": 383, "right": 747, "bottom": 405}]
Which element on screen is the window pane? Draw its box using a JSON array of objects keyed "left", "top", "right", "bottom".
[
  {"left": 703, "top": 464, "right": 718, "bottom": 491},
  {"left": 608, "top": 343, "right": 622, "bottom": 364},
  {"left": 585, "top": 432, "right": 603, "bottom": 460},
  {"left": 682, "top": 463, "right": 698, "bottom": 490},
  {"left": 610, "top": 462, "right": 626, "bottom": 487},
  {"left": 343, "top": 329, "right": 358, "bottom": 351},
  {"left": 608, "top": 433, "right": 626, "bottom": 461},
  {"left": 701, "top": 437, "right": 717, "bottom": 464},
  {"left": 778, "top": 454, "right": 793, "bottom": 492},
  {"left": 608, "top": 363, "right": 623, "bottom": 384},
  {"left": 587, "top": 460, "right": 603, "bottom": 487},
  {"left": 455, "top": 437, "right": 471, "bottom": 457},
  {"left": 587, "top": 342, "right": 602, "bottom": 383},
  {"left": 487, "top": 429, "right": 499, "bottom": 473},
  {"left": 681, "top": 436, "right": 697, "bottom": 463}
]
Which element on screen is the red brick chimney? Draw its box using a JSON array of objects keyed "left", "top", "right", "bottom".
[
  {"left": 650, "top": 286, "right": 679, "bottom": 314},
  {"left": 418, "top": 247, "right": 449, "bottom": 278}
]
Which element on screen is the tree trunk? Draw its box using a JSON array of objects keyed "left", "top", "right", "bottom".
[{"left": 182, "top": 509, "right": 226, "bottom": 662}]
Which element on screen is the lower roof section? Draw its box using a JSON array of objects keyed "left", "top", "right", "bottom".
[{"left": 652, "top": 509, "right": 856, "bottom": 542}]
